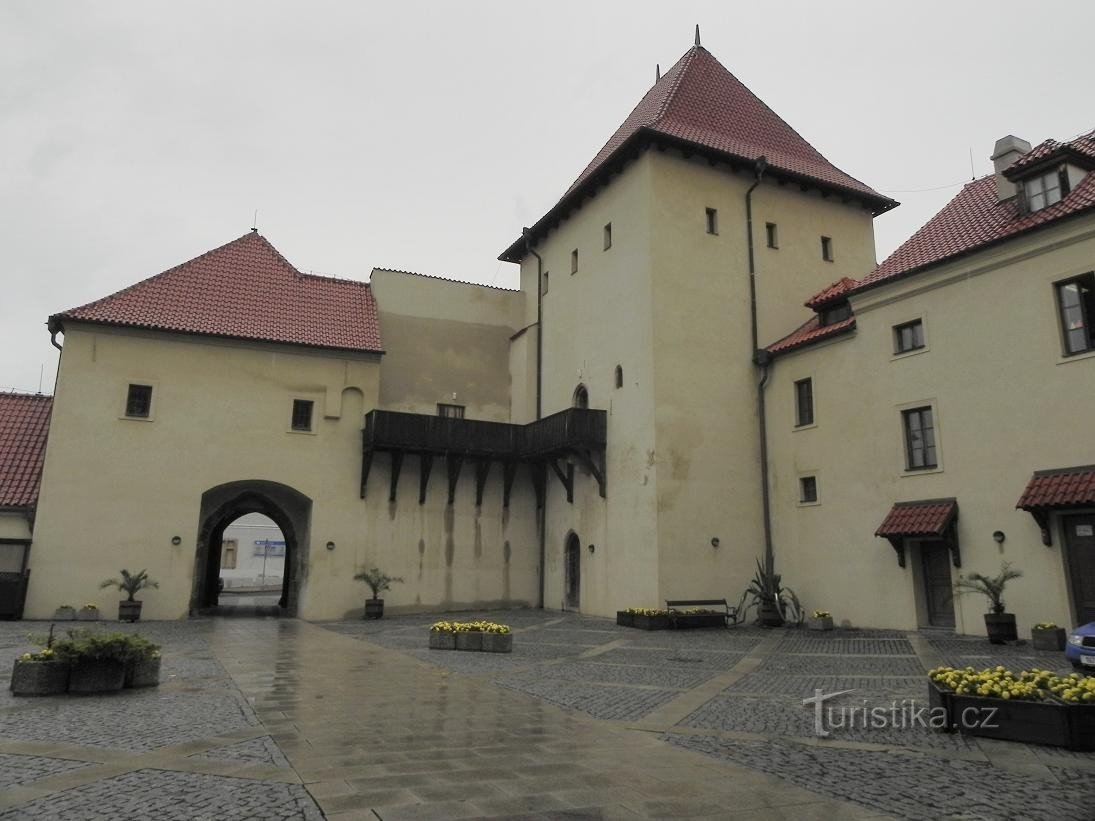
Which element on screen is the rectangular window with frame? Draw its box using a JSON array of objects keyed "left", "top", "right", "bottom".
[
  {"left": 902, "top": 406, "right": 937, "bottom": 470},
  {"left": 765, "top": 222, "right": 779, "bottom": 249},
  {"left": 437, "top": 403, "right": 465, "bottom": 419},
  {"left": 291, "top": 399, "right": 314, "bottom": 431},
  {"left": 570, "top": 249, "right": 578, "bottom": 274},
  {"left": 705, "top": 207, "right": 718, "bottom": 235},
  {"left": 125, "top": 384, "right": 153, "bottom": 418},
  {"left": 893, "top": 319, "right": 925, "bottom": 354},
  {"left": 603, "top": 223, "right": 612, "bottom": 250},
  {"left": 794, "top": 378, "right": 814, "bottom": 427},
  {"left": 1057, "top": 273, "right": 1095, "bottom": 355},
  {"left": 821, "top": 236, "right": 834, "bottom": 262},
  {"left": 799, "top": 476, "right": 818, "bottom": 504},
  {"left": 1025, "top": 169, "right": 1068, "bottom": 213}
]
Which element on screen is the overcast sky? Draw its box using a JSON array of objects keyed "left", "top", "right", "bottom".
[{"left": 3, "top": 1, "right": 1092, "bottom": 394}]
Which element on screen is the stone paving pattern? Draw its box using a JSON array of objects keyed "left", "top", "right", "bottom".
[{"left": 0, "top": 752, "right": 90, "bottom": 788}]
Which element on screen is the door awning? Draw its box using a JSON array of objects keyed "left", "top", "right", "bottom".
[
  {"left": 1016, "top": 465, "right": 1095, "bottom": 546},
  {"left": 875, "top": 498, "right": 959, "bottom": 569}
]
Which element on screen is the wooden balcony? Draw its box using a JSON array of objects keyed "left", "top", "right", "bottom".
[{"left": 522, "top": 408, "right": 607, "bottom": 458}]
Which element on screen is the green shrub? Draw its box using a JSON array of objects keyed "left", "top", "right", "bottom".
[{"left": 53, "top": 629, "right": 161, "bottom": 664}]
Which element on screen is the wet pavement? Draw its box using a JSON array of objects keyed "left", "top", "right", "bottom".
[{"left": 1, "top": 611, "right": 1094, "bottom": 818}]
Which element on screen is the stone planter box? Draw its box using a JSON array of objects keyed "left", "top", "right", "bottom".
[
  {"left": 118, "top": 600, "right": 143, "bottom": 623},
  {"left": 616, "top": 611, "right": 634, "bottom": 628},
  {"left": 68, "top": 660, "right": 125, "bottom": 694},
  {"left": 428, "top": 631, "right": 457, "bottom": 650},
  {"left": 808, "top": 616, "right": 834, "bottom": 631},
  {"left": 77, "top": 607, "right": 100, "bottom": 622},
  {"left": 670, "top": 613, "right": 725, "bottom": 630},
  {"left": 481, "top": 633, "right": 513, "bottom": 653},
  {"left": 10, "top": 660, "right": 70, "bottom": 696},
  {"left": 54, "top": 606, "right": 76, "bottom": 621},
  {"left": 455, "top": 632, "right": 483, "bottom": 651},
  {"left": 631, "top": 614, "right": 670, "bottom": 631},
  {"left": 1032, "top": 627, "right": 1066, "bottom": 652},
  {"left": 124, "top": 655, "right": 161, "bottom": 688}
]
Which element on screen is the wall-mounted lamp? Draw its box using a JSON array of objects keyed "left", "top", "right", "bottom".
[
  {"left": 992, "top": 531, "right": 1006, "bottom": 544},
  {"left": 326, "top": 541, "right": 336, "bottom": 551},
  {"left": 170, "top": 536, "right": 182, "bottom": 546},
  {"left": 588, "top": 543, "right": 595, "bottom": 554},
  {"left": 711, "top": 537, "right": 720, "bottom": 549}
]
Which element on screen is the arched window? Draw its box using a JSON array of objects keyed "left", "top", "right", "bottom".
[
  {"left": 572, "top": 384, "right": 589, "bottom": 409},
  {"left": 614, "top": 365, "right": 623, "bottom": 389}
]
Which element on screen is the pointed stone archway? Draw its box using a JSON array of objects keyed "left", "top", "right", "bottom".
[{"left": 191, "top": 481, "right": 312, "bottom": 617}]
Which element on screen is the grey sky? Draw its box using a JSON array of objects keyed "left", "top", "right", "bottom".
[{"left": 3, "top": 1, "right": 1092, "bottom": 394}]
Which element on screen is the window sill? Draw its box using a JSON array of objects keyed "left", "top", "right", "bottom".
[
  {"left": 891, "top": 346, "right": 929, "bottom": 362},
  {"left": 901, "top": 466, "right": 943, "bottom": 478},
  {"left": 287, "top": 429, "right": 317, "bottom": 436},
  {"left": 793, "top": 422, "right": 818, "bottom": 432},
  {"left": 119, "top": 416, "right": 154, "bottom": 423},
  {"left": 1057, "top": 349, "right": 1095, "bottom": 366},
  {"left": 797, "top": 500, "right": 821, "bottom": 508}
]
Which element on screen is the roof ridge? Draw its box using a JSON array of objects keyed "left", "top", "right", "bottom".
[
  {"left": 650, "top": 46, "right": 701, "bottom": 125},
  {"left": 0, "top": 391, "right": 53, "bottom": 400},
  {"left": 297, "top": 270, "right": 369, "bottom": 287},
  {"left": 371, "top": 267, "right": 519, "bottom": 292}
]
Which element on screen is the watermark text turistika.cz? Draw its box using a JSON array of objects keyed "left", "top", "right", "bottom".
[{"left": 802, "top": 689, "right": 998, "bottom": 738}]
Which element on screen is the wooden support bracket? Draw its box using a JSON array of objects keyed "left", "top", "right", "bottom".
[
  {"left": 474, "top": 460, "right": 491, "bottom": 507},
  {"left": 388, "top": 451, "right": 403, "bottom": 503},
  {"left": 886, "top": 537, "right": 907, "bottom": 569},
  {"left": 502, "top": 462, "right": 517, "bottom": 508},
  {"left": 446, "top": 455, "right": 463, "bottom": 505},
  {"left": 418, "top": 454, "right": 434, "bottom": 505},
  {"left": 360, "top": 447, "right": 374, "bottom": 499},
  {"left": 548, "top": 459, "right": 574, "bottom": 504}
]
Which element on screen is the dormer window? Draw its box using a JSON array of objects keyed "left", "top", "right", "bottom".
[
  {"left": 819, "top": 302, "right": 851, "bottom": 327},
  {"left": 1023, "top": 167, "right": 1072, "bottom": 213}
]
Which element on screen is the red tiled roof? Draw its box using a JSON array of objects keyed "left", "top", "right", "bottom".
[
  {"left": 1006, "top": 129, "right": 1095, "bottom": 177},
  {"left": 50, "top": 232, "right": 383, "bottom": 353},
  {"left": 1017, "top": 466, "right": 1095, "bottom": 510},
  {"left": 766, "top": 314, "right": 855, "bottom": 356},
  {"left": 875, "top": 499, "right": 958, "bottom": 538},
  {"left": 0, "top": 393, "right": 53, "bottom": 509},
  {"left": 855, "top": 132, "right": 1095, "bottom": 292},
  {"left": 804, "top": 277, "right": 857, "bottom": 310},
  {"left": 501, "top": 46, "right": 895, "bottom": 261}
]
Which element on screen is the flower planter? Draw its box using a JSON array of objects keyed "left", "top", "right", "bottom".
[
  {"left": 124, "top": 655, "right": 161, "bottom": 688},
  {"left": 481, "top": 633, "right": 513, "bottom": 653},
  {"left": 118, "top": 600, "right": 143, "bottom": 623},
  {"left": 429, "top": 631, "right": 457, "bottom": 650},
  {"left": 984, "top": 613, "right": 1017, "bottom": 644},
  {"left": 616, "top": 611, "right": 634, "bottom": 627},
  {"left": 455, "top": 631, "right": 483, "bottom": 651},
  {"left": 1032, "top": 627, "right": 1067, "bottom": 652},
  {"left": 77, "top": 607, "right": 100, "bottom": 622},
  {"left": 68, "top": 659, "right": 125, "bottom": 694},
  {"left": 54, "top": 606, "right": 76, "bottom": 621},
  {"left": 364, "top": 598, "right": 384, "bottom": 620},
  {"left": 632, "top": 614, "right": 670, "bottom": 631},
  {"left": 928, "top": 682, "right": 953, "bottom": 731},
  {"left": 808, "top": 616, "right": 834, "bottom": 631},
  {"left": 10, "top": 660, "right": 70, "bottom": 696},
  {"left": 670, "top": 613, "right": 725, "bottom": 630}
]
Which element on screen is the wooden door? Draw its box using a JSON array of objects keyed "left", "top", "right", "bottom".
[
  {"left": 1065, "top": 514, "right": 1095, "bottom": 625},
  {"left": 920, "top": 543, "right": 955, "bottom": 628},
  {"left": 565, "top": 534, "right": 581, "bottom": 610}
]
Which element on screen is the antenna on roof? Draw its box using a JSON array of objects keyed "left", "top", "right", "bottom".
[
  {"left": 695, "top": 24, "right": 701, "bottom": 46},
  {"left": 251, "top": 210, "right": 258, "bottom": 232},
  {"left": 38, "top": 364, "right": 43, "bottom": 394},
  {"left": 968, "top": 147, "right": 975, "bottom": 180},
  {"left": 655, "top": 63, "right": 661, "bottom": 82}
]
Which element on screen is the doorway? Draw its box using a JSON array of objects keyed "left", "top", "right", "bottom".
[
  {"left": 917, "top": 541, "right": 955, "bottom": 628},
  {"left": 1064, "top": 514, "right": 1095, "bottom": 625},
  {"left": 564, "top": 532, "right": 581, "bottom": 610},
  {"left": 215, "top": 513, "right": 286, "bottom": 613}
]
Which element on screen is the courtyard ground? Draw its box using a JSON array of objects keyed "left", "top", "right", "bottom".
[{"left": 0, "top": 611, "right": 1092, "bottom": 819}]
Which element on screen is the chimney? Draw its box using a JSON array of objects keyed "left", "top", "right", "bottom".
[{"left": 990, "top": 135, "right": 1032, "bottom": 201}]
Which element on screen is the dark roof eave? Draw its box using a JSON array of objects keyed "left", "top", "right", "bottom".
[
  {"left": 499, "top": 129, "right": 898, "bottom": 262},
  {"left": 1005, "top": 147, "right": 1095, "bottom": 181}
]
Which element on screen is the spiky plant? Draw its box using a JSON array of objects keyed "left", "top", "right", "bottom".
[
  {"left": 954, "top": 562, "right": 1022, "bottom": 614},
  {"left": 99, "top": 569, "right": 159, "bottom": 602},
  {"left": 354, "top": 568, "right": 404, "bottom": 600}
]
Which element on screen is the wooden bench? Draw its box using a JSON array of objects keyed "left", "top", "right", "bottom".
[{"left": 664, "top": 598, "right": 737, "bottom": 628}]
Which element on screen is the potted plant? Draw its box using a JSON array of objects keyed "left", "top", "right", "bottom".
[
  {"left": 1033, "top": 622, "right": 1067, "bottom": 652},
  {"left": 354, "top": 568, "right": 403, "bottom": 619},
  {"left": 630, "top": 608, "right": 671, "bottom": 630},
  {"left": 77, "top": 603, "right": 99, "bottom": 621},
  {"left": 746, "top": 560, "right": 803, "bottom": 627},
  {"left": 616, "top": 609, "right": 635, "bottom": 628},
  {"left": 480, "top": 622, "right": 513, "bottom": 653},
  {"left": 100, "top": 569, "right": 159, "bottom": 622},
  {"left": 9, "top": 626, "right": 70, "bottom": 696},
  {"left": 429, "top": 621, "right": 457, "bottom": 650},
  {"left": 54, "top": 605, "right": 76, "bottom": 621},
  {"left": 808, "top": 610, "right": 834, "bottom": 631},
  {"left": 954, "top": 562, "right": 1022, "bottom": 644},
  {"left": 57, "top": 630, "right": 132, "bottom": 693}
]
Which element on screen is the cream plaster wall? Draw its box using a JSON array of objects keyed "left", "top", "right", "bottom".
[{"left": 768, "top": 214, "right": 1095, "bottom": 634}]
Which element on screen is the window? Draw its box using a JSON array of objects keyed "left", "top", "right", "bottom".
[
  {"left": 571, "top": 249, "right": 578, "bottom": 274},
  {"left": 541, "top": 271, "right": 549, "bottom": 296},
  {"left": 894, "top": 319, "right": 925, "bottom": 354},
  {"left": 1025, "top": 169, "right": 1069, "bottom": 213},
  {"left": 705, "top": 207, "right": 718, "bottom": 235},
  {"left": 1057, "top": 273, "right": 1095, "bottom": 355},
  {"left": 573, "top": 384, "right": 589, "bottom": 409},
  {"left": 603, "top": 223, "right": 612, "bottom": 250},
  {"left": 821, "top": 236, "right": 834, "bottom": 262},
  {"left": 125, "top": 384, "right": 153, "bottom": 418},
  {"left": 819, "top": 303, "right": 851, "bottom": 326},
  {"left": 221, "top": 539, "right": 238, "bottom": 570},
  {"left": 437, "top": 403, "right": 465, "bottom": 419},
  {"left": 794, "top": 378, "right": 814, "bottom": 427},
  {"left": 291, "top": 399, "right": 314, "bottom": 431},
  {"left": 765, "top": 222, "right": 779, "bottom": 249},
  {"left": 614, "top": 365, "right": 623, "bottom": 389},
  {"left": 902, "top": 406, "right": 937, "bottom": 470},
  {"left": 799, "top": 476, "right": 818, "bottom": 504}
]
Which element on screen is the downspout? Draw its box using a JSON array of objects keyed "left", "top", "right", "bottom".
[
  {"left": 50, "top": 330, "right": 62, "bottom": 351},
  {"left": 522, "top": 228, "right": 547, "bottom": 609},
  {"left": 744, "top": 156, "right": 775, "bottom": 579}
]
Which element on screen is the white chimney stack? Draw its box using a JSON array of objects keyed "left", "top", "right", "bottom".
[{"left": 990, "top": 135, "right": 1032, "bottom": 201}]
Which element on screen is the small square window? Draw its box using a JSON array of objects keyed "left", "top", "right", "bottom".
[
  {"left": 794, "top": 378, "right": 814, "bottom": 427},
  {"left": 893, "top": 319, "right": 925, "bottom": 354},
  {"left": 603, "top": 223, "right": 612, "bottom": 250},
  {"left": 291, "top": 399, "right": 314, "bottom": 432},
  {"left": 125, "top": 384, "right": 152, "bottom": 418},
  {"left": 437, "top": 403, "right": 465, "bottom": 419},
  {"left": 571, "top": 249, "right": 578, "bottom": 274},
  {"left": 902, "top": 406, "right": 937, "bottom": 471},
  {"left": 705, "top": 208, "right": 718, "bottom": 235},
  {"left": 821, "top": 236, "right": 834, "bottom": 262},
  {"left": 765, "top": 222, "right": 779, "bottom": 249},
  {"left": 799, "top": 476, "right": 818, "bottom": 504}
]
